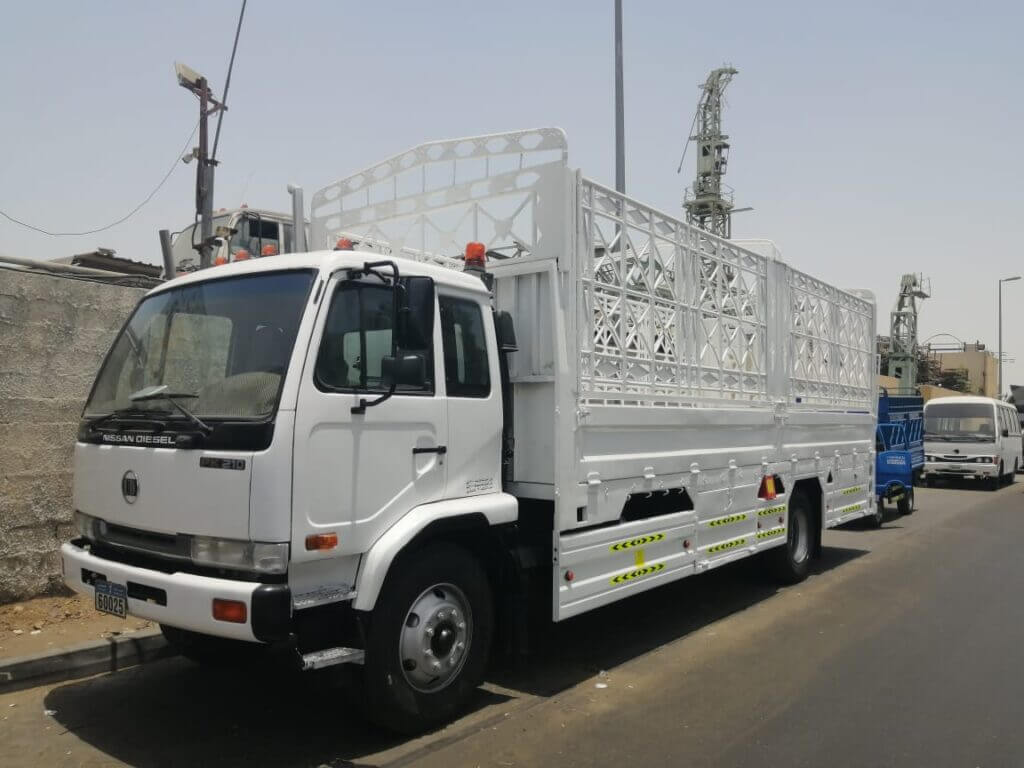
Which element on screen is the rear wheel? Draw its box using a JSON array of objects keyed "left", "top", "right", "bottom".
[
  {"left": 897, "top": 486, "right": 914, "bottom": 515},
  {"left": 869, "top": 499, "right": 884, "bottom": 528},
  {"left": 988, "top": 467, "right": 1001, "bottom": 491},
  {"left": 769, "top": 490, "right": 813, "bottom": 583},
  {"left": 362, "top": 543, "right": 493, "bottom": 735}
]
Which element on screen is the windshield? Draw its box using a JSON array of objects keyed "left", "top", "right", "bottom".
[
  {"left": 84, "top": 271, "right": 315, "bottom": 420},
  {"left": 925, "top": 402, "right": 995, "bottom": 442}
]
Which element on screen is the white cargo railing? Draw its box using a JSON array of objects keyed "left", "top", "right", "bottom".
[
  {"left": 309, "top": 128, "right": 874, "bottom": 412},
  {"left": 577, "top": 179, "right": 770, "bottom": 407},
  {"left": 310, "top": 128, "right": 569, "bottom": 265},
  {"left": 787, "top": 268, "right": 874, "bottom": 407}
]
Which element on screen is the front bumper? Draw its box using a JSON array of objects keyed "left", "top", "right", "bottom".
[
  {"left": 922, "top": 461, "right": 998, "bottom": 480},
  {"left": 61, "top": 541, "right": 291, "bottom": 643}
]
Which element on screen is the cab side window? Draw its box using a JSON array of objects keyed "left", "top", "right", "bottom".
[
  {"left": 315, "top": 281, "right": 434, "bottom": 394},
  {"left": 439, "top": 296, "right": 490, "bottom": 398}
]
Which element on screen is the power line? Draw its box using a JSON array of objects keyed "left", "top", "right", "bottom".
[
  {"left": 0, "top": 121, "right": 199, "bottom": 237},
  {"left": 211, "top": 0, "right": 248, "bottom": 162}
]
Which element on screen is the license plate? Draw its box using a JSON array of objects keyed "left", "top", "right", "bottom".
[{"left": 95, "top": 580, "right": 128, "bottom": 619}]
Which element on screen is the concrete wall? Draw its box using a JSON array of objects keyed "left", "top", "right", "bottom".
[
  {"left": 935, "top": 346, "right": 998, "bottom": 398},
  {"left": 0, "top": 269, "right": 145, "bottom": 603}
]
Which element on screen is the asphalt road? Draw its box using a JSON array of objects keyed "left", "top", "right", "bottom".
[{"left": 2, "top": 480, "right": 1022, "bottom": 767}]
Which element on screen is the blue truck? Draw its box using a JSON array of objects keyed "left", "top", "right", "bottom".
[{"left": 872, "top": 389, "right": 925, "bottom": 526}]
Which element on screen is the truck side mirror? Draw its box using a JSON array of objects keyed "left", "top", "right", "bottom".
[
  {"left": 396, "top": 276, "right": 435, "bottom": 351},
  {"left": 381, "top": 353, "right": 427, "bottom": 388}
]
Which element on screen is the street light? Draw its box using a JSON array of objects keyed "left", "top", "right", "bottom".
[{"left": 998, "top": 275, "right": 1021, "bottom": 399}]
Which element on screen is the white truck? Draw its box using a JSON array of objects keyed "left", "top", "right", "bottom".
[
  {"left": 170, "top": 207, "right": 301, "bottom": 272},
  {"left": 62, "top": 128, "right": 877, "bottom": 732}
]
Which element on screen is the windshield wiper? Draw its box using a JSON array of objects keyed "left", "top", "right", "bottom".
[
  {"left": 129, "top": 385, "right": 213, "bottom": 436},
  {"left": 86, "top": 406, "right": 170, "bottom": 431}
]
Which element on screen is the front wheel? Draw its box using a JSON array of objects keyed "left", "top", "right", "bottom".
[
  {"left": 363, "top": 543, "right": 494, "bottom": 735},
  {"left": 769, "top": 490, "right": 814, "bottom": 584},
  {"left": 897, "top": 486, "right": 914, "bottom": 515}
]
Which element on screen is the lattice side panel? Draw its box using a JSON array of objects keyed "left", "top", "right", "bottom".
[
  {"left": 788, "top": 270, "right": 873, "bottom": 407},
  {"left": 578, "top": 180, "right": 768, "bottom": 406}
]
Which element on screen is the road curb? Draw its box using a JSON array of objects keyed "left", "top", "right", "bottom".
[{"left": 0, "top": 628, "right": 176, "bottom": 694}]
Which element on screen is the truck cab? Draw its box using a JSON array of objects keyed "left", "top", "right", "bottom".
[{"left": 170, "top": 208, "right": 302, "bottom": 272}]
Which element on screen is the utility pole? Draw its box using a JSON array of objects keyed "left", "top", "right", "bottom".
[
  {"left": 176, "top": 63, "right": 224, "bottom": 269},
  {"left": 614, "top": 0, "right": 625, "bottom": 196},
  {"left": 998, "top": 275, "right": 1021, "bottom": 398}
]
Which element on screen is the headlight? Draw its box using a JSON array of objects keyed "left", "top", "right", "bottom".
[
  {"left": 73, "top": 511, "right": 96, "bottom": 540},
  {"left": 190, "top": 536, "right": 289, "bottom": 575}
]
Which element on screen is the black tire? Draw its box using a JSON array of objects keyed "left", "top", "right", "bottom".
[
  {"left": 1012, "top": 460, "right": 1020, "bottom": 482},
  {"left": 987, "top": 468, "right": 1000, "bottom": 491},
  {"left": 363, "top": 543, "right": 494, "bottom": 735},
  {"left": 897, "top": 486, "right": 914, "bottom": 515},
  {"left": 769, "top": 490, "right": 813, "bottom": 584},
  {"left": 160, "top": 624, "right": 265, "bottom": 666},
  {"left": 869, "top": 499, "right": 884, "bottom": 528}
]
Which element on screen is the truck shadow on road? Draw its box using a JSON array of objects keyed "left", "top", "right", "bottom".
[{"left": 44, "top": 546, "right": 867, "bottom": 767}]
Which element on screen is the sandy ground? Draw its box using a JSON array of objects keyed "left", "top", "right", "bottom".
[{"left": 0, "top": 594, "right": 153, "bottom": 661}]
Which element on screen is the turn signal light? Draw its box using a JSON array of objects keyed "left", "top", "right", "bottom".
[
  {"left": 212, "top": 598, "right": 247, "bottom": 623},
  {"left": 758, "top": 475, "right": 777, "bottom": 501},
  {"left": 305, "top": 532, "right": 338, "bottom": 551}
]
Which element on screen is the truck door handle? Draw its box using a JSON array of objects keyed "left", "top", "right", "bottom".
[{"left": 413, "top": 445, "right": 447, "bottom": 455}]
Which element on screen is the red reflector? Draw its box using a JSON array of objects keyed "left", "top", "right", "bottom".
[
  {"left": 305, "top": 532, "right": 338, "bottom": 551},
  {"left": 212, "top": 599, "right": 247, "bottom": 623},
  {"left": 565, "top": 570, "right": 575, "bottom": 582},
  {"left": 758, "top": 475, "right": 777, "bottom": 500},
  {"left": 464, "top": 241, "right": 486, "bottom": 269}
]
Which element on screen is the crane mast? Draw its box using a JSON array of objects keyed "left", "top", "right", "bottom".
[
  {"left": 887, "top": 273, "right": 931, "bottom": 390},
  {"left": 683, "top": 66, "right": 738, "bottom": 238}
]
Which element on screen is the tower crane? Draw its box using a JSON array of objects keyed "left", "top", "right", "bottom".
[
  {"left": 681, "top": 66, "right": 739, "bottom": 238},
  {"left": 887, "top": 273, "right": 931, "bottom": 390}
]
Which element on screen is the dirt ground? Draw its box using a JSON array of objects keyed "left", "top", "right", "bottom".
[{"left": 0, "top": 593, "right": 153, "bottom": 661}]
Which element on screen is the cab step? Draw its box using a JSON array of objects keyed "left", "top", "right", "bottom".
[{"left": 300, "top": 646, "right": 365, "bottom": 670}]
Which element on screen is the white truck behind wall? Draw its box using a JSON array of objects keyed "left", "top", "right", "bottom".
[{"left": 62, "top": 128, "right": 877, "bottom": 733}]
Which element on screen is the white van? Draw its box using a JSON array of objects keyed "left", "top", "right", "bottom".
[{"left": 923, "top": 396, "right": 1022, "bottom": 489}]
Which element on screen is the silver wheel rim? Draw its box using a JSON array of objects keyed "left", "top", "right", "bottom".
[
  {"left": 398, "top": 582, "right": 472, "bottom": 693},
  {"left": 790, "top": 504, "right": 810, "bottom": 562}
]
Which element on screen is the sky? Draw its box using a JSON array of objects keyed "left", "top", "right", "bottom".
[{"left": 2, "top": 0, "right": 1022, "bottom": 388}]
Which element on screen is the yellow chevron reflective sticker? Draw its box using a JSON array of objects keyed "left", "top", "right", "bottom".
[
  {"left": 708, "top": 538, "right": 746, "bottom": 554},
  {"left": 610, "top": 562, "right": 666, "bottom": 585},
  {"left": 758, "top": 504, "right": 787, "bottom": 517},
  {"left": 708, "top": 513, "right": 747, "bottom": 528},
  {"left": 757, "top": 527, "right": 786, "bottom": 540},
  {"left": 610, "top": 532, "right": 666, "bottom": 552},
  {"left": 838, "top": 502, "right": 864, "bottom": 515},
  {"left": 841, "top": 486, "right": 864, "bottom": 496}
]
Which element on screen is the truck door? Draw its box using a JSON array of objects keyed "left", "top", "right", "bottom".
[
  {"left": 291, "top": 273, "right": 445, "bottom": 562},
  {"left": 437, "top": 291, "right": 502, "bottom": 499}
]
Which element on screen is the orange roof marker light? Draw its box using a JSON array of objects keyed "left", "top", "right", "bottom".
[
  {"left": 233, "top": 249, "right": 251, "bottom": 261},
  {"left": 261, "top": 244, "right": 278, "bottom": 257},
  {"left": 334, "top": 238, "right": 353, "bottom": 251},
  {"left": 464, "top": 241, "right": 487, "bottom": 271},
  {"left": 213, "top": 254, "right": 228, "bottom": 266}
]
